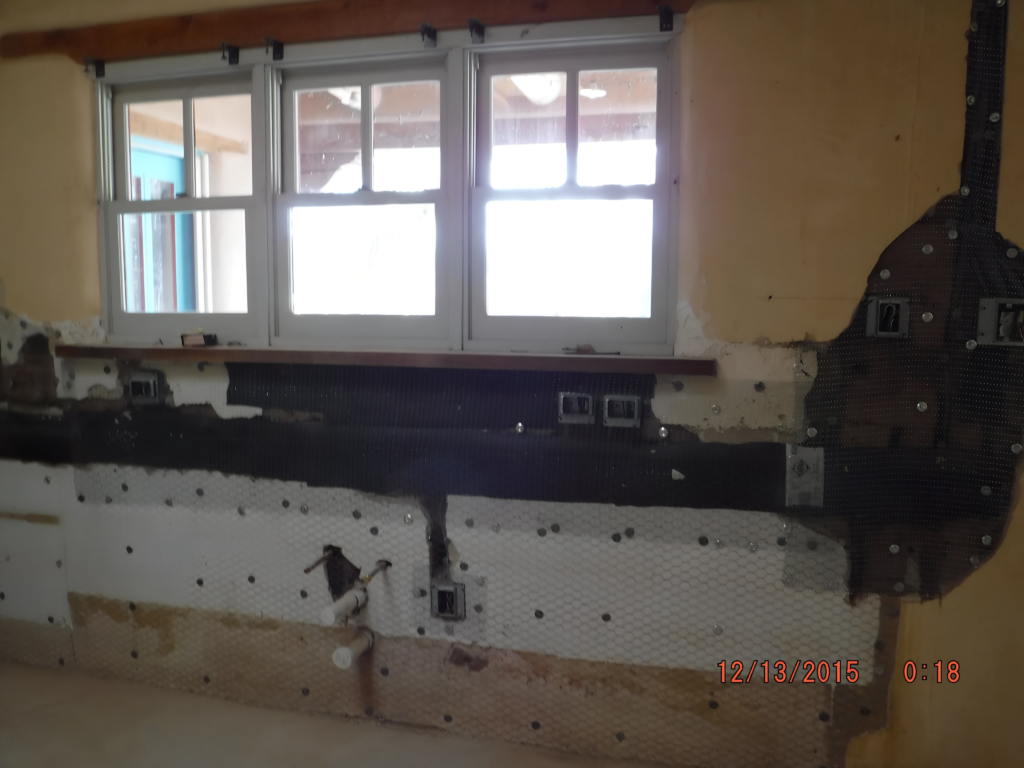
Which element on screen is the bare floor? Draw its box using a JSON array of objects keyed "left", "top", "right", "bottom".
[{"left": 0, "top": 663, "right": 644, "bottom": 768}]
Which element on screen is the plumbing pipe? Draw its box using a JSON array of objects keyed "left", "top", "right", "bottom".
[
  {"left": 333, "top": 629, "right": 375, "bottom": 669},
  {"left": 319, "top": 584, "right": 368, "bottom": 626}
]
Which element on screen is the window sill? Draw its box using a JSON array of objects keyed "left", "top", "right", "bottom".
[{"left": 55, "top": 345, "right": 716, "bottom": 376}]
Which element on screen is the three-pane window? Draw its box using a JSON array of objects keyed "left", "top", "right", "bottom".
[{"left": 101, "top": 29, "right": 678, "bottom": 353}]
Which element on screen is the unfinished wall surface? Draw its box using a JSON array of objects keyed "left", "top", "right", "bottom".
[{"left": 4, "top": 1, "right": 1024, "bottom": 767}]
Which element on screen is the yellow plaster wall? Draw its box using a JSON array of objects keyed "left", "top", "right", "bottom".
[{"left": 679, "top": 0, "right": 968, "bottom": 344}]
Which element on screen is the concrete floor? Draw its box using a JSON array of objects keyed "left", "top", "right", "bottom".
[{"left": 0, "top": 663, "right": 648, "bottom": 768}]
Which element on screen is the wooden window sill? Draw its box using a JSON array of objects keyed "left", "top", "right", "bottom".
[{"left": 55, "top": 345, "right": 716, "bottom": 376}]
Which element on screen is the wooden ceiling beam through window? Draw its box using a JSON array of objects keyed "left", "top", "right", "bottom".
[{"left": 0, "top": 0, "right": 694, "bottom": 65}]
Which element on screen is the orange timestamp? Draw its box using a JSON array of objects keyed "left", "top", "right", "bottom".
[
  {"left": 902, "top": 660, "right": 960, "bottom": 683},
  {"left": 717, "top": 660, "right": 861, "bottom": 684}
]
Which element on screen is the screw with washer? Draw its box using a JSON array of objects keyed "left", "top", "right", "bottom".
[
  {"left": 806, "top": 427, "right": 818, "bottom": 438},
  {"left": 880, "top": 269, "right": 891, "bottom": 280},
  {"left": 982, "top": 535, "right": 993, "bottom": 546},
  {"left": 922, "top": 244, "right": 933, "bottom": 254},
  {"left": 889, "top": 544, "right": 900, "bottom": 554},
  {"left": 967, "top": 95, "right": 976, "bottom": 105},
  {"left": 960, "top": 186, "right": 970, "bottom": 196},
  {"left": 967, "top": 340, "right": 978, "bottom": 350},
  {"left": 1008, "top": 248, "right": 1019, "bottom": 259},
  {"left": 404, "top": 513, "right": 414, "bottom": 525},
  {"left": 981, "top": 486, "right": 992, "bottom": 496},
  {"left": 916, "top": 402, "right": 928, "bottom": 412},
  {"left": 991, "top": 112, "right": 1002, "bottom": 122},
  {"left": 1013, "top": 443, "right": 1022, "bottom": 454},
  {"left": 658, "top": 426, "right": 668, "bottom": 439},
  {"left": 922, "top": 312, "right": 934, "bottom": 323}
]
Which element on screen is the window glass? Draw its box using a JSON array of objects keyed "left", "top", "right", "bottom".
[
  {"left": 120, "top": 211, "right": 247, "bottom": 313},
  {"left": 372, "top": 81, "right": 441, "bottom": 192},
  {"left": 578, "top": 69, "right": 657, "bottom": 186},
  {"left": 193, "top": 94, "right": 253, "bottom": 197},
  {"left": 485, "top": 199, "right": 652, "bottom": 318},
  {"left": 296, "top": 87, "right": 362, "bottom": 193},
  {"left": 127, "top": 100, "right": 184, "bottom": 201},
  {"left": 290, "top": 205, "right": 436, "bottom": 315},
  {"left": 491, "top": 73, "right": 566, "bottom": 189}
]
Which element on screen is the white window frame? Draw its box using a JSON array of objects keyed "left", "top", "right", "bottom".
[
  {"left": 468, "top": 44, "right": 676, "bottom": 354},
  {"left": 100, "top": 69, "right": 271, "bottom": 345},
  {"left": 94, "top": 15, "right": 681, "bottom": 355},
  {"left": 274, "top": 54, "right": 461, "bottom": 350}
]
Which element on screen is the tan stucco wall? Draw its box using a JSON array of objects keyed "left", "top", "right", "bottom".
[
  {"left": 679, "top": 0, "right": 971, "bottom": 344},
  {"left": 3, "top": 1, "right": 1024, "bottom": 766}
]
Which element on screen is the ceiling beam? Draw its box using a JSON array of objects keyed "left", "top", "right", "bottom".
[{"left": 0, "top": 0, "right": 693, "bottom": 65}]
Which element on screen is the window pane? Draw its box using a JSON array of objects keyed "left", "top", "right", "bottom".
[
  {"left": 578, "top": 69, "right": 657, "bottom": 186},
  {"left": 290, "top": 205, "right": 435, "bottom": 315},
  {"left": 120, "top": 211, "right": 247, "bottom": 313},
  {"left": 372, "top": 81, "right": 441, "bottom": 192},
  {"left": 491, "top": 73, "right": 566, "bottom": 189},
  {"left": 193, "top": 94, "right": 253, "bottom": 197},
  {"left": 485, "top": 199, "right": 652, "bottom": 318},
  {"left": 296, "top": 87, "right": 362, "bottom": 193},
  {"left": 127, "top": 100, "right": 184, "bottom": 201}
]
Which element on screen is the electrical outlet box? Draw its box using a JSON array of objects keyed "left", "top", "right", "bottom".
[
  {"left": 128, "top": 371, "right": 160, "bottom": 404},
  {"left": 431, "top": 582, "right": 466, "bottom": 620},
  {"left": 977, "top": 298, "right": 1024, "bottom": 345},
  {"left": 866, "top": 296, "right": 910, "bottom": 338},
  {"left": 603, "top": 395, "right": 641, "bottom": 428},
  {"left": 558, "top": 392, "right": 594, "bottom": 424}
]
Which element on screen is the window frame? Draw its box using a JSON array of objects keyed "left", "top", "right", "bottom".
[
  {"left": 102, "top": 69, "right": 271, "bottom": 345},
  {"left": 273, "top": 54, "right": 462, "bottom": 350},
  {"left": 94, "top": 16, "right": 681, "bottom": 355},
  {"left": 468, "top": 44, "right": 676, "bottom": 354}
]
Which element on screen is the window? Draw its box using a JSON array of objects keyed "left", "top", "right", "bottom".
[
  {"left": 105, "top": 75, "right": 268, "bottom": 343},
  {"left": 97, "top": 17, "right": 679, "bottom": 353},
  {"left": 275, "top": 60, "right": 456, "bottom": 347},
  {"left": 469, "top": 50, "right": 672, "bottom": 352}
]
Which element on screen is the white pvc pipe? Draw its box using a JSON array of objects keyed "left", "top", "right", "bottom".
[
  {"left": 319, "top": 584, "right": 368, "bottom": 626},
  {"left": 332, "top": 629, "right": 375, "bottom": 670}
]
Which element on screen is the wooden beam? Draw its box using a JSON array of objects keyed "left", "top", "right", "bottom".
[
  {"left": 0, "top": 0, "right": 692, "bottom": 65},
  {"left": 55, "top": 345, "right": 716, "bottom": 376}
]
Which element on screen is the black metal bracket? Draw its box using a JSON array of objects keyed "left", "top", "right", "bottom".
[
  {"left": 659, "top": 6, "right": 674, "bottom": 32},
  {"left": 468, "top": 18, "right": 485, "bottom": 44},
  {"left": 420, "top": 23, "right": 438, "bottom": 48},
  {"left": 221, "top": 43, "right": 240, "bottom": 65},
  {"left": 84, "top": 58, "right": 105, "bottom": 78},
  {"left": 264, "top": 37, "right": 284, "bottom": 60}
]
